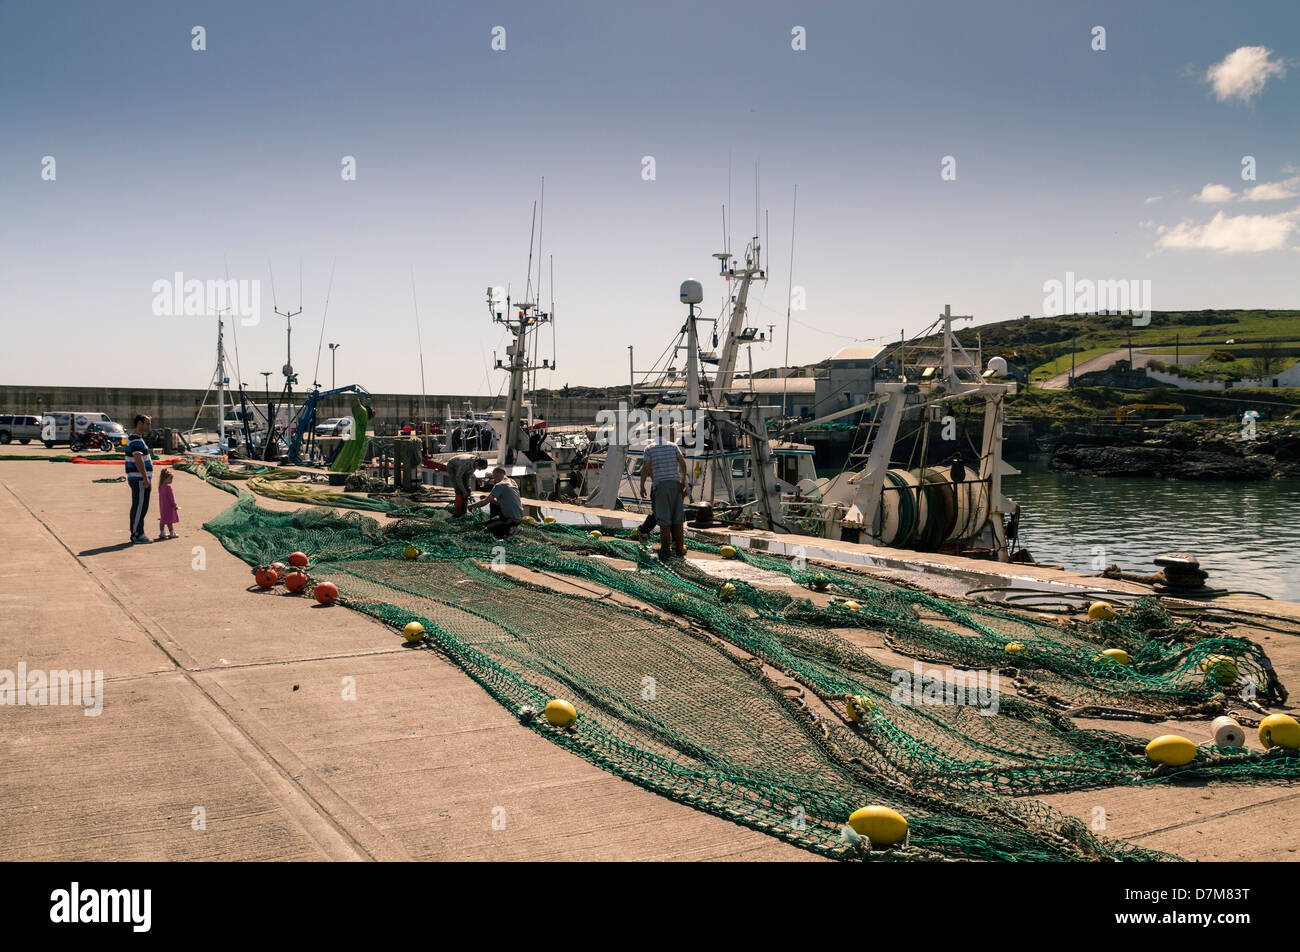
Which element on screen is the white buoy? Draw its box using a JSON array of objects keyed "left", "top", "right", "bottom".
[{"left": 1211, "top": 715, "right": 1245, "bottom": 748}]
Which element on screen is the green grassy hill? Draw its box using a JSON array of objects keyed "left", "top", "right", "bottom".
[{"left": 918, "top": 309, "right": 1300, "bottom": 382}]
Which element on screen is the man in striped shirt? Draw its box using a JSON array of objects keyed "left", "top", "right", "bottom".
[
  {"left": 125, "top": 414, "right": 153, "bottom": 543},
  {"left": 638, "top": 425, "right": 688, "bottom": 560}
]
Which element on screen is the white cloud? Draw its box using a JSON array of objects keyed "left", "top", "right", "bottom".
[
  {"left": 1143, "top": 195, "right": 1163, "bottom": 205},
  {"left": 1206, "top": 46, "right": 1287, "bottom": 104},
  {"left": 1192, "top": 183, "right": 1235, "bottom": 203},
  {"left": 1155, "top": 207, "right": 1300, "bottom": 253},
  {"left": 1242, "top": 177, "right": 1300, "bottom": 201}
]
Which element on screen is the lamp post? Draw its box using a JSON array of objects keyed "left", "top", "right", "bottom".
[{"left": 329, "top": 342, "right": 340, "bottom": 390}]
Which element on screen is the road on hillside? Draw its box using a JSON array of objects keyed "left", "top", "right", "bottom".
[{"left": 1036, "top": 348, "right": 1203, "bottom": 390}]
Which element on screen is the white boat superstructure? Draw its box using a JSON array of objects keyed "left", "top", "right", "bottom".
[
  {"left": 780, "top": 306, "right": 1022, "bottom": 560},
  {"left": 585, "top": 234, "right": 813, "bottom": 530}
]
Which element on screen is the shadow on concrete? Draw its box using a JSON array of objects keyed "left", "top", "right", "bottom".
[{"left": 77, "top": 542, "right": 138, "bottom": 556}]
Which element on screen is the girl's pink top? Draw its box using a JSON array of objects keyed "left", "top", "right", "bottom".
[{"left": 158, "top": 484, "right": 180, "bottom": 524}]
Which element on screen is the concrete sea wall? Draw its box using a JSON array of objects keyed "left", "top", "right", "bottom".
[{"left": 0, "top": 385, "right": 614, "bottom": 432}]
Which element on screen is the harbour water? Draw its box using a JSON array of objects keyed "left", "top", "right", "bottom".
[{"left": 1003, "top": 459, "right": 1300, "bottom": 601}]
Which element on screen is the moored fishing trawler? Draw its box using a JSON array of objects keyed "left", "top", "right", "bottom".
[
  {"left": 583, "top": 234, "right": 817, "bottom": 530},
  {"left": 579, "top": 240, "right": 1022, "bottom": 560},
  {"left": 776, "top": 305, "right": 1023, "bottom": 560}
]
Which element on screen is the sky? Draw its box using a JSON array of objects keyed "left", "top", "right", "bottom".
[{"left": 2, "top": 0, "right": 1298, "bottom": 396}]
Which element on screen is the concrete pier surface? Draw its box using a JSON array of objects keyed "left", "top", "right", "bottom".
[{"left": 2, "top": 451, "right": 1297, "bottom": 861}]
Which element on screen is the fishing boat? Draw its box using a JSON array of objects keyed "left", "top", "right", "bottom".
[
  {"left": 584, "top": 234, "right": 817, "bottom": 527},
  {"left": 776, "top": 306, "right": 1023, "bottom": 559},
  {"left": 582, "top": 244, "right": 1022, "bottom": 560}
]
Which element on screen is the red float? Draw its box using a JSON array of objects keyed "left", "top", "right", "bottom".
[
  {"left": 254, "top": 566, "right": 277, "bottom": 589},
  {"left": 285, "top": 571, "right": 309, "bottom": 593},
  {"left": 314, "top": 581, "right": 339, "bottom": 605},
  {"left": 288, "top": 552, "right": 309, "bottom": 568}
]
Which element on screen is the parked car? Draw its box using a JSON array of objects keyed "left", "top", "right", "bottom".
[
  {"left": 40, "top": 411, "right": 114, "bottom": 448},
  {"left": 314, "top": 417, "right": 353, "bottom": 438},
  {"left": 0, "top": 414, "right": 43, "bottom": 444}
]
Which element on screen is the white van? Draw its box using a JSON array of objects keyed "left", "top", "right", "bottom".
[{"left": 41, "top": 411, "right": 114, "bottom": 448}]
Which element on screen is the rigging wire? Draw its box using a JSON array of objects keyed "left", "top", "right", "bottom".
[
  {"left": 310, "top": 256, "right": 337, "bottom": 389},
  {"left": 410, "top": 266, "right": 428, "bottom": 426},
  {"left": 224, "top": 255, "right": 244, "bottom": 391}
]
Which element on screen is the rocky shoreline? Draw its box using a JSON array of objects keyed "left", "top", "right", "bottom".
[{"left": 1048, "top": 422, "right": 1300, "bottom": 480}]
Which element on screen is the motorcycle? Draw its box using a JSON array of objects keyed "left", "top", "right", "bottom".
[{"left": 71, "top": 427, "right": 117, "bottom": 453}]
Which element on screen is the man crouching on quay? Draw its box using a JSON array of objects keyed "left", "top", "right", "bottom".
[
  {"left": 639, "top": 424, "right": 688, "bottom": 560},
  {"left": 468, "top": 466, "right": 523, "bottom": 540}
]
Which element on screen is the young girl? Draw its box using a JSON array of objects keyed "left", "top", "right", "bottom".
[{"left": 157, "top": 469, "right": 180, "bottom": 539}]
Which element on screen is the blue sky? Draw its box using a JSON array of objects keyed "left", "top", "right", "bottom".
[{"left": 2, "top": 0, "right": 1297, "bottom": 395}]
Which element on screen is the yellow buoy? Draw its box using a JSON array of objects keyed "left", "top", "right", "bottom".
[
  {"left": 544, "top": 699, "right": 577, "bottom": 728},
  {"left": 403, "top": 544, "right": 420, "bottom": 560},
  {"left": 811, "top": 573, "right": 830, "bottom": 591},
  {"left": 1258, "top": 713, "right": 1300, "bottom": 750},
  {"left": 629, "top": 528, "right": 639, "bottom": 539},
  {"left": 719, "top": 582, "right": 738, "bottom": 601},
  {"left": 1201, "top": 654, "right": 1238, "bottom": 685},
  {"left": 402, "top": 621, "right": 425, "bottom": 642},
  {"left": 1145, "top": 734, "right": 1198, "bottom": 767},
  {"left": 589, "top": 530, "right": 602, "bottom": 539},
  {"left": 1097, "top": 648, "right": 1130, "bottom": 666},
  {"left": 845, "top": 694, "right": 876, "bottom": 722},
  {"left": 720, "top": 545, "right": 738, "bottom": 559},
  {"left": 843, "top": 600, "right": 862, "bottom": 611},
  {"left": 543, "top": 516, "right": 556, "bottom": 524},
  {"left": 1088, "top": 601, "right": 1117, "bottom": 621},
  {"left": 847, "top": 806, "right": 908, "bottom": 846},
  {"left": 1004, "top": 641, "right": 1026, "bottom": 654}
]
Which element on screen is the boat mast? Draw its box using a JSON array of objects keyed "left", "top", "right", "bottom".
[
  {"left": 685, "top": 301, "right": 701, "bottom": 411},
  {"left": 709, "top": 236, "right": 765, "bottom": 405},
  {"left": 216, "top": 311, "right": 227, "bottom": 445},
  {"left": 489, "top": 290, "right": 550, "bottom": 467}
]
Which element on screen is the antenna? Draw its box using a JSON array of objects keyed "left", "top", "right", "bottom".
[
  {"left": 727, "top": 150, "right": 733, "bottom": 256},
  {"left": 536, "top": 176, "right": 545, "bottom": 308},
  {"left": 549, "top": 254, "right": 556, "bottom": 373},
  {"left": 275, "top": 302, "right": 302, "bottom": 395}
]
